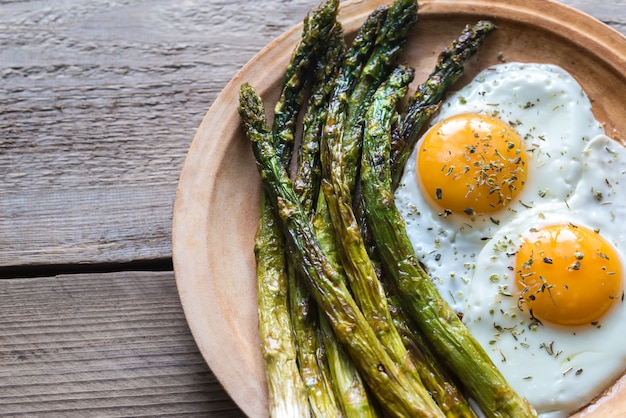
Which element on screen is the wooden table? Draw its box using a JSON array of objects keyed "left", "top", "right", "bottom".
[{"left": 1, "top": 0, "right": 624, "bottom": 416}]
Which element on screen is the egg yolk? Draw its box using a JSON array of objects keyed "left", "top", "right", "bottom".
[
  {"left": 416, "top": 113, "right": 527, "bottom": 215},
  {"left": 515, "top": 224, "right": 623, "bottom": 326}
]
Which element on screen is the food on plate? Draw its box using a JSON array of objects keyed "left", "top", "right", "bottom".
[
  {"left": 396, "top": 63, "right": 606, "bottom": 313},
  {"left": 396, "top": 62, "right": 626, "bottom": 416},
  {"left": 253, "top": 0, "right": 341, "bottom": 417},
  {"left": 360, "top": 66, "right": 536, "bottom": 417},
  {"left": 415, "top": 112, "right": 528, "bottom": 215},
  {"left": 464, "top": 135, "right": 626, "bottom": 417},
  {"left": 290, "top": 24, "right": 361, "bottom": 418},
  {"left": 241, "top": 80, "right": 446, "bottom": 417},
  {"left": 236, "top": 0, "right": 625, "bottom": 416},
  {"left": 240, "top": 0, "right": 521, "bottom": 415}
]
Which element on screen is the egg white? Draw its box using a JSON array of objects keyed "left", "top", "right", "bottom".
[
  {"left": 395, "top": 63, "right": 605, "bottom": 313},
  {"left": 463, "top": 135, "right": 626, "bottom": 417}
]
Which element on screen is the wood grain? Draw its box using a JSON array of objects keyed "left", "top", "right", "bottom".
[
  {"left": 0, "top": 0, "right": 313, "bottom": 268},
  {"left": 0, "top": 271, "right": 245, "bottom": 417}
]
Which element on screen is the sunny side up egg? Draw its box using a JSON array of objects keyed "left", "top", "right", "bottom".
[
  {"left": 395, "top": 62, "right": 606, "bottom": 313},
  {"left": 394, "top": 62, "right": 626, "bottom": 416},
  {"left": 465, "top": 135, "right": 626, "bottom": 417}
]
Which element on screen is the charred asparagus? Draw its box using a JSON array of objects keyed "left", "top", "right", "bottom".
[{"left": 240, "top": 83, "right": 444, "bottom": 418}]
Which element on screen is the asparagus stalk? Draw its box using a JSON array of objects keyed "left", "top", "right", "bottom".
[
  {"left": 312, "top": 3, "right": 389, "bottom": 267},
  {"left": 321, "top": 4, "right": 389, "bottom": 190},
  {"left": 307, "top": 195, "right": 380, "bottom": 417},
  {"left": 350, "top": 69, "right": 474, "bottom": 417},
  {"left": 239, "top": 83, "right": 444, "bottom": 418},
  {"left": 255, "top": 2, "right": 339, "bottom": 416},
  {"left": 355, "top": 21, "right": 496, "bottom": 252},
  {"left": 359, "top": 79, "right": 537, "bottom": 418},
  {"left": 293, "top": 22, "right": 345, "bottom": 218},
  {"left": 307, "top": 9, "right": 391, "bottom": 417},
  {"left": 390, "top": 20, "right": 497, "bottom": 185},
  {"left": 322, "top": 66, "right": 438, "bottom": 411},
  {"left": 255, "top": 197, "right": 310, "bottom": 418},
  {"left": 387, "top": 296, "right": 477, "bottom": 418},
  {"left": 314, "top": 1, "right": 411, "bottom": 270},
  {"left": 318, "top": 312, "right": 382, "bottom": 418},
  {"left": 342, "top": 0, "right": 418, "bottom": 193},
  {"left": 289, "top": 24, "right": 345, "bottom": 417},
  {"left": 316, "top": 3, "right": 416, "bottom": 347},
  {"left": 289, "top": 272, "right": 342, "bottom": 417},
  {"left": 320, "top": 0, "right": 417, "bottom": 267},
  {"left": 325, "top": 0, "right": 415, "bottom": 261},
  {"left": 331, "top": 5, "right": 389, "bottom": 105},
  {"left": 312, "top": 194, "right": 381, "bottom": 417},
  {"left": 272, "top": 0, "right": 340, "bottom": 165}
]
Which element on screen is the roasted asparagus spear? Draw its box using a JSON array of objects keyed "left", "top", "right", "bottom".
[
  {"left": 359, "top": 72, "right": 537, "bottom": 418},
  {"left": 240, "top": 83, "right": 444, "bottom": 418},
  {"left": 388, "top": 295, "right": 476, "bottom": 418},
  {"left": 289, "top": 22, "right": 345, "bottom": 417},
  {"left": 358, "top": 70, "right": 476, "bottom": 418},
  {"left": 390, "top": 20, "right": 497, "bottom": 185},
  {"left": 255, "top": 2, "right": 339, "bottom": 416},
  {"left": 255, "top": 198, "right": 310, "bottom": 418},
  {"left": 322, "top": 66, "right": 440, "bottom": 414},
  {"left": 271, "top": 0, "right": 340, "bottom": 165},
  {"left": 307, "top": 8, "right": 392, "bottom": 416},
  {"left": 341, "top": 0, "right": 418, "bottom": 193}
]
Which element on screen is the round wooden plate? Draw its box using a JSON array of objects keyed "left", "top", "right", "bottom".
[{"left": 172, "top": 0, "right": 626, "bottom": 416}]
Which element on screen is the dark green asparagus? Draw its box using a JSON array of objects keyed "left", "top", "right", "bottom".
[
  {"left": 255, "top": 1, "right": 340, "bottom": 416},
  {"left": 391, "top": 20, "right": 497, "bottom": 185},
  {"left": 343, "top": 68, "right": 473, "bottom": 418},
  {"left": 306, "top": 5, "right": 425, "bottom": 412},
  {"left": 358, "top": 15, "right": 492, "bottom": 257},
  {"left": 316, "top": 2, "right": 417, "bottom": 362},
  {"left": 387, "top": 296, "right": 477, "bottom": 418},
  {"left": 306, "top": 9, "right": 393, "bottom": 416},
  {"left": 312, "top": 2, "right": 389, "bottom": 258},
  {"left": 342, "top": 0, "right": 418, "bottom": 192},
  {"left": 252, "top": 5, "right": 504, "bottom": 417},
  {"left": 271, "top": 0, "right": 340, "bottom": 166},
  {"left": 239, "top": 83, "right": 444, "bottom": 418},
  {"left": 289, "top": 23, "right": 345, "bottom": 417},
  {"left": 329, "top": 5, "right": 388, "bottom": 107},
  {"left": 293, "top": 23, "right": 345, "bottom": 218},
  {"left": 359, "top": 77, "right": 537, "bottom": 418},
  {"left": 320, "top": 5, "right": 389, "bottom": 191},
  {"left": 322, "top": 66, "right": 434, "bottom": 405}
]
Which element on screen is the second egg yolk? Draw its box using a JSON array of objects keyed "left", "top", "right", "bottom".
[
  {"left": 515, "top": 224, "right": 623, "bottom": 326},
  {"left": 416, "top": 113, "right": 527, "bottom": 215}
]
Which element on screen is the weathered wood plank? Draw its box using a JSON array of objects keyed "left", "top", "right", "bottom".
[
  {"left": 0, "top": 270, "right": 246, "bottom": 417},
  {"left": 0, "top": 0, "right": 313, "bottom": 268},
  {"left": 1, "top": 0, "right": 623, "bottom": 269}
]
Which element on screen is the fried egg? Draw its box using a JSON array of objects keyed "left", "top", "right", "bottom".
[
  {"left": 394, "top": 62, "right": 626, "bottom": 415},
  {"left": 395, "top": 63, "right": 605, "bottom": 313},
  {"left": 464, "top": 134, "right": 626, "bottom": 416}
]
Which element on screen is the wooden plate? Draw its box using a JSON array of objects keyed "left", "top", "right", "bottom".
[{"left": 172, "top": 0, "right": 626, "bottom": 416}]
